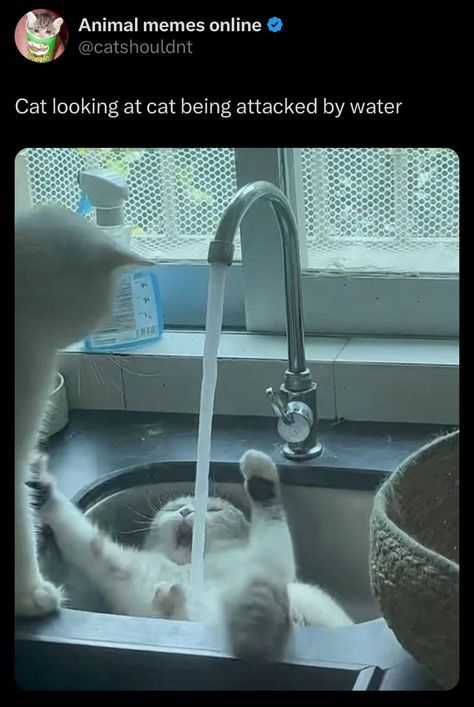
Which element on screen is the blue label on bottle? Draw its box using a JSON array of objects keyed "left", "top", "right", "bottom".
[{"left": 85, "top": 269, "right": 163, "bottom": 351}]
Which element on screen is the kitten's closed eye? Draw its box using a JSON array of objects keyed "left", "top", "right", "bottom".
[{"left": 164, "top": 505, "right": 219, "bottom": 513}]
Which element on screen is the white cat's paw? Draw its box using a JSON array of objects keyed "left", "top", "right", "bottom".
[
  {"left": 240, "top": 450, "right": 280, "bottom": 503},
  {"left": 153, "top": 582, "right": 186, "bottom": 619},
  {"left": 15, "top": 580, "right": 63, "bottom": 617},
  {"left": 239, "top": 450, "right": 278, "bottom": 482}
]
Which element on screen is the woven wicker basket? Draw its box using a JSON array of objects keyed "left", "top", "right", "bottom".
[{"left": 370, "top": 430, "right": 459, "bottom": 689}]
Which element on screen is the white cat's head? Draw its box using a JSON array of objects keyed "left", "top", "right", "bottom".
[
  {"left": 148, "top": 495, "right": 249, "bottom": 565},
  {"left": 15, "top": 207, "right": 152, "bottom": 349}
]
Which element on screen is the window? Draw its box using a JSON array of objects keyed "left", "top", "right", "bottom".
[
  {"left": 297, "top": 148, "right": 458, "bottom": 274},
  {"left": 18, "top": 147, "right": 459, "bottom": 337},
  {"left": 19, "top": 147, "right": 245, "bottom": 328},
  {"left": 24, "top": 147, "right": 240, "bottom": 260},
  {"left": 242, "top": 148, "right": 459, "bottom": 337}
]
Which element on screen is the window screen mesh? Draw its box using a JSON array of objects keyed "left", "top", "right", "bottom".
[
  {"left": 22, "top": 147, "right": 239, "bottom": 260},
  {"left": 299, "top": 148, "right": 459, "bottom": 273},
  {"left": 21, "top": 147, "right": 459, "bottom": 273}
]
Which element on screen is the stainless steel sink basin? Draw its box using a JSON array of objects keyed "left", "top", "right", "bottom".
[
  {"left": 42, "top": 461, "right": 380, "bottom": 624},
  {"left": 17, "top": 416, "right": 448, "bottom": 689},
  {"left": 19, "top": 458, "right": 443, "bottom": 690}
]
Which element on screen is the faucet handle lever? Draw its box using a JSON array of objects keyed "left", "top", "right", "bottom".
[{"left": 266, "top": 387, "right": 294, "bottom": 425}]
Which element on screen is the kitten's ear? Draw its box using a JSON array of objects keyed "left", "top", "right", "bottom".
[
  {"left": 52, "top": 18, "right": 63, "bottom": 32},
  {"left": 26, "top": 11, "right": 37, "bottom": 23}
]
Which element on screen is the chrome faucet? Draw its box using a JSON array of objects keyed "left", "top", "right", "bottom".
[{"left": 208, "top": 181, "right": 322, "bottom": 460}]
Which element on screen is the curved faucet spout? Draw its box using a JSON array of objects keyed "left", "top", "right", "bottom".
[
  {"left": 208, "top": 181, "right": 309, "bottom": 386},
  {"left": 208, "top": 180, "right": 322, "bottom": 460}
]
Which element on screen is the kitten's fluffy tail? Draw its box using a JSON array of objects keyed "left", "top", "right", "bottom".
[{"left": 225, "top": 572, "right": 290, "bottom": 661}]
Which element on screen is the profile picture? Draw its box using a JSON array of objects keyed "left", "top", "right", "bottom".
[{"left": 15, "top": 9, "right": 68, "bottom": 63}]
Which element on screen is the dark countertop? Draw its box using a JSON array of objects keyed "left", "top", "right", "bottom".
[{"left": 44, "top": 410, "right": 451, "bottom": 498}]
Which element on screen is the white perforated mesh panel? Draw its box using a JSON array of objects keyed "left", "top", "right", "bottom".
[
  {"left": 22, "top": 147, "right": 239, "bottom": 260},
  {"left": 298, "top": 148, "right": 459, "bottom": 273},
  {"left": 21, "top": 147, "right": 459, "bottom": 274}
]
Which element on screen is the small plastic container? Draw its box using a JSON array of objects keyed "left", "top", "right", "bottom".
[
  {"left": 78, "top": 169, "right": 164, "bottom": 351},
  {"left": 84, "top": 267, "right": 164, "bottom": 351}
]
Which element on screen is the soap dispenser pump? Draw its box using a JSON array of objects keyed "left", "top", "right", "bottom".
[{"left": 78, "top": 169, "right": 131, "bottom": 248}]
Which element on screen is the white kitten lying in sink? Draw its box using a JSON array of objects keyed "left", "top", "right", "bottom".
[{"left": 32, "top": 450, "right": 352, "bottom": 659}]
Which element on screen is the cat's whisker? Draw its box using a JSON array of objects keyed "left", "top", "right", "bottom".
[
  {"left": 157, "top": 490, "right": 175, "bottom": 506},
  {"left": 106, "top": 353, "right": 164, "bottom": 378},
  {"left": 85, "top": 356, "right": 124, "bottom": 395},
  {"left": 149, "top": 500, "right": 160, "bottom": 514},
  {"left": 125, "top": 505, "right": 153, "bottom": 522},
  {"left": 144, "top": 490, "right": 160, "bottom": 514},
  {"left": 88, "top": 357, "right": 104, "bottom": 386}
]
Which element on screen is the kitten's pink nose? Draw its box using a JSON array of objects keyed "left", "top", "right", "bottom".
[{"left": 180, "top": 508, "right": 192, "bottom": 518}]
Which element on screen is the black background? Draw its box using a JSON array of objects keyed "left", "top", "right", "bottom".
[{"left": 5, "top": 1, "right": 464, "bottom": 148}]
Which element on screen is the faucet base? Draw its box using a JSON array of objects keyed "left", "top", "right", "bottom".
[{"left": 282, "top": 442, "right": 323, "bottom": 461}]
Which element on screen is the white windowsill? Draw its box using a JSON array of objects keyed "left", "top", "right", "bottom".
[{"left": 59, "top": 333, "right": 459, "bottom": 425}]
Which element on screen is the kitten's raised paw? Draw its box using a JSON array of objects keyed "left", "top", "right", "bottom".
[
  {"left": 153, "top": 582, "right": 187, "bottom": 619},
  {"left": 239, "top": 450, "right": 279, "bottom": 502},
  {"left": 15, "top": 580, "right": 63, "bottom": 617}
]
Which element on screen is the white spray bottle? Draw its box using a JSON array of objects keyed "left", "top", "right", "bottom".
[{"left": 78, "top": 169, "right": 163, "bottom": 351}]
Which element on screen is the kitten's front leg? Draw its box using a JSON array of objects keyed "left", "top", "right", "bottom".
[
  {"left": 15, "top": 457, "right": 63, "bottom": 617},
  {"left": 241, "top": 449, "right": 296, "bottom": 581},
  {"left": 31, "top": 456, "right": 136, "bottom": 609},
  {"left": 222, "top": 450, "right": 293, "bottom": 660}
]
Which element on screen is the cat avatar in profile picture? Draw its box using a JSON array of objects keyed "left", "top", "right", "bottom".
[{"left": 15, "top": 9, "right": 68, "bottom": 63}]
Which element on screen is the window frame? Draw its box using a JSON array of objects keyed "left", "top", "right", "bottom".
[{"left": 237, "top": 148, "right": 459, "bottom": 338}]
